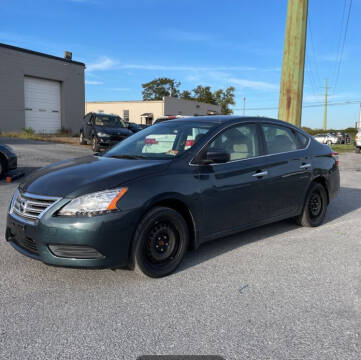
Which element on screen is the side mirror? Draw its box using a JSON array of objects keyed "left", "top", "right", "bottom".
[{"left": 202, "top": 149, "right": 230, "bottom": 164}]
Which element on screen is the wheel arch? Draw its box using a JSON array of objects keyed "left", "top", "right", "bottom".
[
  {"left": 128, "top": 196, "right": 198, "bottom": 269},
  {"left": 312, "top": 176, "right": 330, "bottom": 203}
]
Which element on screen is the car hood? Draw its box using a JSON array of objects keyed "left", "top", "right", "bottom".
[
  {"left": 95, "top": 126, "right": 132, "bottom": 136},
  {"left": 20, "top": 155, "right": 170, "bottom": 198}
]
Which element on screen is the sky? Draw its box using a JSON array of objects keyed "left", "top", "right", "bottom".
[{"left": 0, "top": 0, "right": 360, "bottom": 129}]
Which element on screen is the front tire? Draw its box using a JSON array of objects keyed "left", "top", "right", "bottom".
[
  {"left": 355, "top": 147, "right": 361, "bottom": 154},
  {"left": 296, "top": 183, "right": 328, "bottom": 227},
  {"left": 92, "top": 137, "right": 100, "bottom": 152},
  {"left": 133, "top": 207, "right": 189, "bottom": 278}
]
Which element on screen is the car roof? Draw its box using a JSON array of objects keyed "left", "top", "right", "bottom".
[
  {"left": 88, "top": 112, "right": 121, "bottom": 117},
  {"left": 159, "top": 115, "right": 305, "bottom": 129}
]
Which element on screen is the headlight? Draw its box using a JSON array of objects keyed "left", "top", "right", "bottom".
[
  {"left": 58, "top": 188, "right": 128, "bottom": 217},
  {"left": 97, "top": 132, "right": 110, "bottom": 137}
]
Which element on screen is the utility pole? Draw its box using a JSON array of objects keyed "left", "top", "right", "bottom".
[
  {"left": 278, "top": 0, "right": 308, "bottom": 127},
  {"left": 242, "top": 97, "right": 246, "bottom": 116},
  {"left": 323, "top": 78, "right": 329, "bottom": 130}
]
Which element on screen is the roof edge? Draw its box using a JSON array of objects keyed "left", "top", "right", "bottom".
[{"left": 0, "top": 42, "right": 85, "bottom": 66}]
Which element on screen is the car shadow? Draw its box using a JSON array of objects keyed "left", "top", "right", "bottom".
[
  {"left": 0, "top": 167, "right": 41, "bottom": 185},
  {"left": 177, "top": 186, "right": 361, "bottom": 274}
]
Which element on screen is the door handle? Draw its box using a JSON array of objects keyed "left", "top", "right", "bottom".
[
  {"left": 252, "top": 171, "right": 268, "bottom": 177},
  {"left": 300, "top": 163, "right": 312, "bottom": 169}
]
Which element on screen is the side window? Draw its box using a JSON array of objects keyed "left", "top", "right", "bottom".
[
  {"left": 208, "top": 124, "right": 260, "bottom": 161},
  {"left": 296, "top": 132, "right": 309, "bottom": 149},
  {"left": 262, "top": 124, "right": 298, "bottom": 154}
]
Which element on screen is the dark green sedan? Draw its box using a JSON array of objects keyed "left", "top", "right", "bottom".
[{"left": 6, "top": 116, "right": 340, "bottom": 277}]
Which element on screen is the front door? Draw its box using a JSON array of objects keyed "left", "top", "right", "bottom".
[{"left": 198, "top": 123, "right": 270, "bottom": 239}]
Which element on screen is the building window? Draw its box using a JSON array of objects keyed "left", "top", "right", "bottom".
[{"left": 123, "top": 109, "right": 129, "bottom": 122}]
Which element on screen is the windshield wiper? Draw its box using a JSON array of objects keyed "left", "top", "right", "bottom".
[{"left": 109, "top": 154, "right": 148, "bottom": 160}]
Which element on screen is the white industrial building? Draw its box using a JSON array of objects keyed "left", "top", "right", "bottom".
[{"left": 86, "top": 97, "right": 221, "bottom": 124}]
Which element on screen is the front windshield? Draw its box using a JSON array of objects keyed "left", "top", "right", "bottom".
[
  {"left": 104, "top": 121, "right": 216, "bottom": 160},
  {"left": 95, "top": 115, "right": 126, "bottom": 128}
]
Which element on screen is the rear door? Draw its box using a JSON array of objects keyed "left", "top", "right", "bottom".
[{"left": 260, "top": 123, "right": 312, "bottom": 217}]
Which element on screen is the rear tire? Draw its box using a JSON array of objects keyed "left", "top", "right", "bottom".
[
  {"left": 79, "top": 132, "right": 86, "bottom": 145},
  {"left": 92, "top": 137, "right": 100, "bottom": 152},
  {"left": 133, "top": 207, "right": 189, "bottom": 278},
  {"left": 296, "top": 183, "right": 328, "bottom": 227}
]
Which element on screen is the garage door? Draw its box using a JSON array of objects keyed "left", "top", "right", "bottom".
[{"left": 24, "top": 77, "right": 61, "bottom": 134}]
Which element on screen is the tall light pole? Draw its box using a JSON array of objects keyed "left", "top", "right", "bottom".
[
  {"left": 278, "top": 0, "right": 308, "bottom": 127},
  {"left": 242, "top": 97, "right": 246, "bottom": 116}
]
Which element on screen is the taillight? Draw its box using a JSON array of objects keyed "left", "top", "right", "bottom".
[
  {"left": 145, "top": 138, "right": 158, "bottom": 145},
  {"left": 185, "top": 140, "right": 195, "bottom": 147},
  {"left": 329, "top": 151, "right": 339, "bottom": 166}
]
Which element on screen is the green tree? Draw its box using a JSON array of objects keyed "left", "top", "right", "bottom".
[
  {"left": 180, "top": 90, "right": 192, "bottom": 100},
  {"left": 192, "top": 85, "right": 217, "bottom": 105},
  {"left": 214, "top": 86, "right": 235, "bottom": 115},
  {"left": 142, "top": 78, "right": 181, "bottom": 100}
]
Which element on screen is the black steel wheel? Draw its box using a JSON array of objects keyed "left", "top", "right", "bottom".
[
  {"left": 296, "top": 182, "right": 328, "bottom": 227},
  {"left": 133, "top": 207, "right": 189, "bottom": 278}
]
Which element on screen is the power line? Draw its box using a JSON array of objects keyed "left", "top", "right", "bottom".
[
  {"left": 331, "top": 0, "right": 347, "bottom": 88},
  {"left": 305, "top": 52, "right": 319, "bottom": 98},
  {"left": 235, "top": 100, "right": 361, "bottom": 111},
  {"left": 307, "top": 17, "right": 322, "bottom": 89},
  {"left": 333, "top": 0, "right": 353, "bottom": 94}
]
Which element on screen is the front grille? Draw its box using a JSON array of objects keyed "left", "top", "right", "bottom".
[
  {"left": 10, "top": 190, "right": 61, "bottom": 224},
  {"left": 13, "top": 236, "right": 38, "bottom": 255},
  {"left": 110, "top": 135, "right": 126, "bottom": 141}
]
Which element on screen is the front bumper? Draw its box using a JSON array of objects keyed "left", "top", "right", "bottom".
[
  {"left": 98, "top": 137, "right": 126, "bottom": 147},
  {"left": 5, "top": 203, "right": 140, "bottom": 268}
]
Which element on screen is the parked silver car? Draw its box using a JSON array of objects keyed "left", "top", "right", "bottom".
[{"left": 313, "top": 133, "right": 338, "bottom": 145}]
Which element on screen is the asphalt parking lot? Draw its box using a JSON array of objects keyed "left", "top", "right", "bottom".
[{"left": 1, "top": 138, "right": 360, "bottom": 360}]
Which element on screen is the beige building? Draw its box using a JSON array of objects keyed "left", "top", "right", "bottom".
[{"left": 85, "top": 97, "right": 221, "bottom": 125}]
